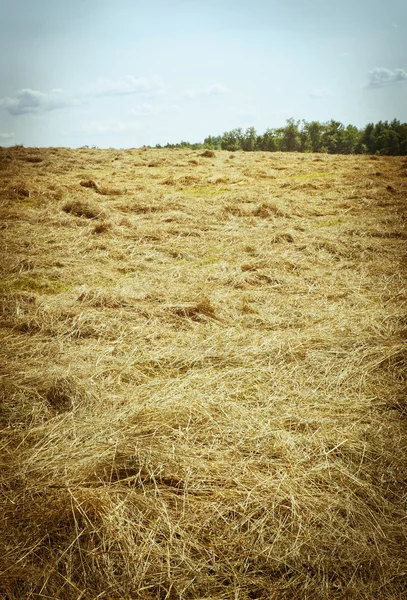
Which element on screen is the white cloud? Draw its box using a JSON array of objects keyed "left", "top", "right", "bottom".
[
  {"left": 184, "top": 83, "right": 232, "bottom": 98},
  {"left": 367, "top": 67, "right": 407, "bottom": 88},
  {"left": 0, "top": 76, "right": 165, "bottom": 117},
  {"left": 84, "top": 75, "right": 165, "bottom": 97},
  {"left": 0, "top": 132, "right": 14, "bottom": 140},
  {"left": 0, "top": 88, "right": 79, "bottom": 115},
  {"left": 80, "top": 119, "right": 141, "bottom": 135}
]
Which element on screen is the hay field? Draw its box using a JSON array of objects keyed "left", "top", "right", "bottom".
[{"left": 0, "top": 145, "right": 406, "bottom": 599}]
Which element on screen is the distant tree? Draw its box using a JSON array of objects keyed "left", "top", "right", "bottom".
[
  {"left": 257, "top": 129, "right": 277, "bottom": 152},
  {"left": 394, "top": 121, "right": 407, "bottom": 154},
  {"left": 339, "top": 125, "right": 359, "bottom": 154},
  {"left": 303, "top": 121, "right": 324, "bottom": 153},
  {"left": 272, "top": 127, "right": 285, "bottom": 151},
  {"left": 280, "top": 118, "right": 301, "bottom": 152},
  {"left": 360, "top": 123, "right": 375, "bottom": 154},
  {"left": 321, "top": 120, "right": 344, "bottom": 154},
  {"left": 204, "top": 135, "right": 222, "bottom": 149},
  {"left": 221, "top": 128, "right": 244, "bottom": 151},
  {"left": 161, "top": 118, "right": 407, "bottom": 156},
  {"left": 241, "top": 127, "right": 258, "bottom": 152},
  {"left": 371, "top": 121, "right": 400, "bottom": 155},
  {"left": 298, "top": 121, "right": 312, "bottom": 152}
]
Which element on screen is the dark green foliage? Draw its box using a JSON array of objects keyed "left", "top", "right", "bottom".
[
  {"left": 321, "top": 120, "right": 344, "bottom": 154},
  {"left": 203, "top": 135, "right": 222, "bottom": 150},
  {"left": 303, "top": 121, "right": 323, "bottom": 152},
  {"left": 257, "top": 129, "right": 277, "bottom": 152},
  {"left": 221, "top": 128, "right": 244, "bottom": 151},
  {"left": 241, "top": 127, "right": 258, "bottom": 152},
  {"left": 279, "top": 118, "right": 301, "bottom": 152},
  {"left": 166, "top": 119, "right": 407, "bottom": 155}
]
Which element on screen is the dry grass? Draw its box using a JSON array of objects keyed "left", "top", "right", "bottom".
[
  {"left": 62, "top": 199, "right": 104, "bottom": 219},
  {"left": 200, "top": 150, "right": 216, "bottom": 159},
  {"left": 0, "top": 146, "right": 406, "bottom": 599}
]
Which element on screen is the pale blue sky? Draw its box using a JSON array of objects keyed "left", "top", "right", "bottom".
[{"left": 0, "top": 0, "right": 406, "bottom": 147}]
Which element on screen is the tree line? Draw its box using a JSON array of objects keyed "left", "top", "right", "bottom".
[{"left": 158, "top": 119, "right": 407, "bottom": 155}]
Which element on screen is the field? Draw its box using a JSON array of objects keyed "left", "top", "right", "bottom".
[{"left": 0, "top": 145, "right": 406, "bottom": 600}]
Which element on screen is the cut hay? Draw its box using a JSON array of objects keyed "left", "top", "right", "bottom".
[
  {"left": 200, "top": 149, "right": 216, "bottom": 158},
  {"left": 62, "top": 199, "right": 103, "bottom": 219},
  {"left": 0, "top": 145, "right": 406, "bottom": 600}
]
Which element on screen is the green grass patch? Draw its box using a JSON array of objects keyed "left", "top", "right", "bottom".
[{"left": 0, "top": 274, "right": 67, "bottom": 295}]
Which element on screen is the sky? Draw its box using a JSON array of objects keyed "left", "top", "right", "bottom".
[{"left": 0, "top": 0, "right": 406, "bottom": 148}]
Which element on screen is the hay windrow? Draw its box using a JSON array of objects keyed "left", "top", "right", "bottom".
[
  {"left": 62, "top": 199, "right": 104, "bottom": 219},
  {"left": 0, "top": 146, "right": 406, "bottom": 600}
]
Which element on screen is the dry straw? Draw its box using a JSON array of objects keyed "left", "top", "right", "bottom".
[{"left": 0, "top": 145, "right": 406, "bottom": 599}]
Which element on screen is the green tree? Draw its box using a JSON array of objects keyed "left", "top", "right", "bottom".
[
  {"left": 280, "top": 118, "right": 300, "bottom": 152},
  {"left": 340, "top": 125, "right": 359, "bottom": 154},
  {"left": 241, "top": 127, "right": 258, "bottom": 152},
  {"left": 321, "top": 120, "right": 344, "bottom": 154},
  {"left": 221, "top": 128, "right": 244, "bottom": 151},
  {"left": 164, "top": 118, "right": 407, "bottom": 156},
  {"left": 394, "top": 121, "right": 407, "bottom": 154},
  {"left": 303, "top": 121, "right": 324, "bottom": 152},
  {"left": 204, "top": 135, "right": 222, "bottom": 149},
  {"left": 257, "top": 129, "right": 277, "bottom": 152}
]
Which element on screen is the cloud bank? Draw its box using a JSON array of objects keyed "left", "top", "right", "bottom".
[
  {"left": 0, "top": 88, "right": 79, "bottom": 115},
  {"left": 0, "top": 76, "right": 165, "bottom": 117},
  {"left": 367, "top": 67, "right": 407, "bottom": 88}
]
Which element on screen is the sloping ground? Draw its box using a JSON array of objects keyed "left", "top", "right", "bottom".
[{"left": 0, "top": 146, "right": 406, "bottom": 599}]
